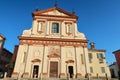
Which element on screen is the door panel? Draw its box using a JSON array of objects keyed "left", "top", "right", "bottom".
[{"left": 50, "top": 61, "right": 58, "bottom": 77}]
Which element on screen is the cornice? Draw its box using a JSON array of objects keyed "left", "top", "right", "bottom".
[
  {"left": 18, "top": 36, "right": 88, "bottom": 47},
  {"left": 33, "top": 14, "right": 78, "bottom": 20},
  {"left": 88, "top": 49, "right": 106, "bottom": 52},
  {"left": 18, "top": 36, "right": 88, "bottom": 43}
]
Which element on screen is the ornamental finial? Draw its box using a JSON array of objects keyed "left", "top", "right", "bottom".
[
  {"left": 36, "top": 6, "right": 39, "bottom": 11},
  {"left": 72, "top": 8, "right": 75, "bottom": 14}
]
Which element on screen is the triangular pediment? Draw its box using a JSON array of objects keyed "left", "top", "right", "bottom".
[
  {"left": 32, "top": 6, "right": 78, "bottom": 19},
  {"left": 42, "top": 10, "right": 68, "bottom": 16}
]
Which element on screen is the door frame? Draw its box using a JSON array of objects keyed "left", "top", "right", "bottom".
[
  {"left": 31, "top": 63, "right": 41, "bottom": 78},
  {"left": 66, "top": 64, "right": 74, "bottom": 78}
]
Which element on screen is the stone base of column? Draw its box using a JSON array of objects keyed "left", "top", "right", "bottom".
[
  {"left": 11, "top": 72, "right": 19, "bottom": 78},
  {"left": 23, "top": 72, "right": 29, "bottom": 78},
  {"left": 60, "top": 73, "right": 66, "bottom": 78},
  {"left": 76, "top": 73, "right": 82, "bottom": 78},
  {"left": 42, "top": 73, "right": 48, "bottom": 78}
]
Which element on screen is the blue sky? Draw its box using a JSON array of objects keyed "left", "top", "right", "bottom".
[{"left": 0, "top": 0, "right": 120, "bottom": 65}]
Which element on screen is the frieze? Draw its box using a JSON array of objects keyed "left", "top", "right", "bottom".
[{"left": 20, "top": 40, "right": 87, "bottom": 47}]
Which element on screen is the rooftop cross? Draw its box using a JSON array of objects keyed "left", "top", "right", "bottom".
[
  {"left": 72, "top": 8, "right": 75, "bottom": 14},
  {"left": 54, "top": 0, "right": 58, "bottom": 7}
]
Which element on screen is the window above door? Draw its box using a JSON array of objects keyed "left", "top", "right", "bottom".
[{"left": 52, "top": 23, "right": 59, "bottom": 33}]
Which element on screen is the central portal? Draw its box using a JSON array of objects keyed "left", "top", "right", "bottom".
[{"left": 49, "top": 61, "right": 58, "bottom": 78}]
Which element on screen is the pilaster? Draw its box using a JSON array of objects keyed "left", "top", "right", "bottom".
[
  {"left": 23, "top": 45, "right": 33, "bottom": 78},
  {"left": 60, "top": 46, "right": 66, "bottom": 78},
  {"left": 46, "top": 21, "right": 50, "bottom": 35},
  {"left": 83, "top": 47, "right": 90, "bottom": 75},
  {"left": 12, "top": 44, "right": 29, "bottom": 78},
  {"left": 60, "top": 22, "right": 65, "bottom": 37},
  {"left": 42, "top": 45, "right": 49, "bottom": 78},
  {"left": 31, "top": 20, "right": 38, "bottom": 34},
  {"left": 74, "top": 23, "right": 78, "bottom": 37}
]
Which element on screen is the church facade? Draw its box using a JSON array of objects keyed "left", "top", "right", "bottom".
[{"left": 12, "top": 6, "right": 110, "bottom": 79}]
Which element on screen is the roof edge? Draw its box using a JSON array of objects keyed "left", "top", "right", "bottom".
[
  {"left": 32, "top": 6, "right": 78, "bottom": 19},
  {"left": 18, "top": 36, "right": 88, "bottom": 43},
  {"left": 113, "top": 49, "right": 120, "bottom": 54}
]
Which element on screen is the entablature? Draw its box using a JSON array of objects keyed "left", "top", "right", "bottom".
[{"left": 19, "top": 36, "right": 88, "bottom": 47}]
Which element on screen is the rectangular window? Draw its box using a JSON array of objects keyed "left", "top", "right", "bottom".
[
  {"left": 97, "top": 53, "right": 99, "bottom": 59},
  {"left": 81, "top": 54, "right": 84, "bottom": 64},
  {"left": 52, "top": 23, "right": 59, "bottom": 33},
  {"left": 97, "top": 53, "right": 104, "bottom": 63},
  {"left": 97, "top": 53, "right": 104, "bottom": 59},
  {"left": 88, "top": 53, "right": 92, "bottom": 63},
  {"left": 90, "top": 67, "right": 93, "bottom": 73},
  {"left": 23, "top": 52, "right": 26, "bottom": 63},
  {"left": 101, "top": 67, "right": 105, "bottom": 73},
  {"left": 0, "top": 40, "right": 3, "bottom": 43},
  {"left": 100, "top": 53, "right": 104, "bottom": 59}
]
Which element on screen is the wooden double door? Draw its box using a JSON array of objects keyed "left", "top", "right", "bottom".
[{"left": 49, "top": 61, "right": 58, "bottom": 77}]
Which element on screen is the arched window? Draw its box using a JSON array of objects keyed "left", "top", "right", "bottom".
[{"left": 52, "top": 23, "right": 59, "bottom": 33}]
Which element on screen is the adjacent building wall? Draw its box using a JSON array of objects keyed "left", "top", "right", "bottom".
[{"left": 109, "top": 62, "right": 119, "bottom": 78}]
